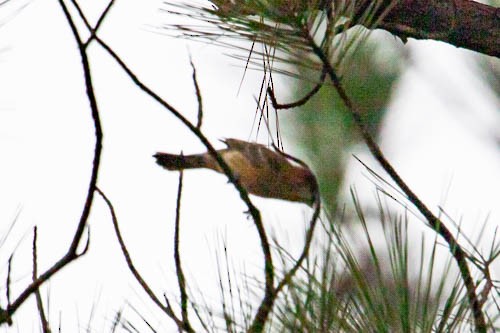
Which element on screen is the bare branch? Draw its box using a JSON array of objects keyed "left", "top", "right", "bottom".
[
  {"left": 173, "top": 170, "right": 194, "bottom": 331},
  {"left": 57, "top": 0, "right": 102, "bottom": 265},
  {"left": 0, "top": 256, "right": 13, "bottom": 325},
  {"left": 189, "top": 58, "right": 203, "bottom": 129},
  {"left": 0, "top": 0, "right": 112, "bottom": 323},
  {"left": 94, "top": 0, "right": 116, "bottom": 33},
  {"left": 267, "top": 66, "right": 327, "bottom": 110},
  {"left": 274, "top": 200, "right": 321, "bottom": 295},
  {"left": 69, "top": 0, "right": 91, "bottom": 31},
  {"left": 370, "top": 0, "right": 500, "bottom": 58},
  {"left": 6, "top": 255, "right": 12, "bottom": 307},
  {"left": 70, "top": 0, "right": 117, "bottom": 46},
  {"left": 95, "top": 187, "right": 190, "bottom": 332},
  {"left": 32, "top": 227, "right": 51, "bottom": 333}
]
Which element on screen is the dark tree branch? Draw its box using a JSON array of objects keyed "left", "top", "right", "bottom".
[
  {"left": 361, "top": 0, "right": 500, "bottom": 57},
  {"left": 173, "top": 171, "right": 194, "bottom": 332},
  {"left": 58, "top": 0, "right": 101, "bottom": 258},
  {"left": 0, "top": 256, "right": 13, "bottom": 325},
  {"left": 189, "top": 57, "right": 203, "bottom": 129},
  {"left": 208, "top": 0, "right": 498, "bottom": 57},
  {"left": 32, "top": 227, "right": 51, "bottom": 333},
  {"left": 6, "top": 255, "right": 12, "bottom": 307},
  {"left": 70, "top": 0, "right": 91, "bottom": 31},
  {"left": 94, "top": 0, "right": 115, "bottom": 33},
  {"left": 274, "top": 191, "right": 321, "bottom": 295},
  {"left": 267, "top": 66, "right": 327, "bottom": 110},
  {"left": 0, "top": 0, "right": 107, "bottom": 324}
]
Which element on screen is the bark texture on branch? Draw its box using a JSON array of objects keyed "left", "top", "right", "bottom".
[{"left": 363, "top": 0, "right": 499, "bottom": 57}]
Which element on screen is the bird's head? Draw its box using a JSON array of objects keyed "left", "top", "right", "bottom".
[{"left": 288, "top": 166, "right": 320, "bottom": 207}]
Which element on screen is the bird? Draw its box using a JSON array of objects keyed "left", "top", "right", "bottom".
[{"left": 154, "top": 138, "right": 319, "bottom": 206}]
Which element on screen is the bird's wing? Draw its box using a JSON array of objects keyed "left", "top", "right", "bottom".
[{"left": 223, "top": 138, "right": 290, "bottom": 172}]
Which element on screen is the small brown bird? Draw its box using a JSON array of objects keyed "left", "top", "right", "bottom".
[{"left": 154, "top": 139, "right": 318, "bottom": 206}]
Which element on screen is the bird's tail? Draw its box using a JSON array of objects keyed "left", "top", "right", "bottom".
[{"left": 153, "top": 152, "right": 207, "bottom": 170}]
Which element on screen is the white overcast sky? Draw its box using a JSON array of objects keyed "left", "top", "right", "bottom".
[{"left": 1, "top": 0, "right": 499, "bottom": 332}]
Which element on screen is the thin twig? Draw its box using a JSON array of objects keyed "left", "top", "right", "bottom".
[
  {"left": 94, "top": 0, "right": 115, "bottom": 33},
  {"left": 6, "top": 255, "right": 12, "bottom": 307},
  {"left": 173, "top": 170, "right": 193, "bottom": 331},
  {"left": 302, "top": 26, "right": 486, "bottom": 333},
  {"left": 55, "top": 0, "right": 101, "bottom": 259},
  {"left": 275, "top": 200, "right": 321, "bottom": 295},
  {"left": 70, "top": 0, "right": 91, "bottom": 31},
  {"left": 189, "top": 57, "right": 203, "bottom": 129},
  {"left": 267, "top": 66, "right": 327, "bottom": 110},
  {"left": 0, "top": 256, "right": 13, "bottom": 325},
  {"left": 32, "top": 227, "right": 51, "bottom": 333},
  {"left": 95, "top": 187, "right": 190, "bottom": 331}
]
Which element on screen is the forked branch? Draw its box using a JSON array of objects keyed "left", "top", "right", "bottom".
[
  {"left": 0, "top": 0, "right": 105, "bottom": 324},
  {"left": 96, "top": 187, "right": 192, "bottom": 332}
]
